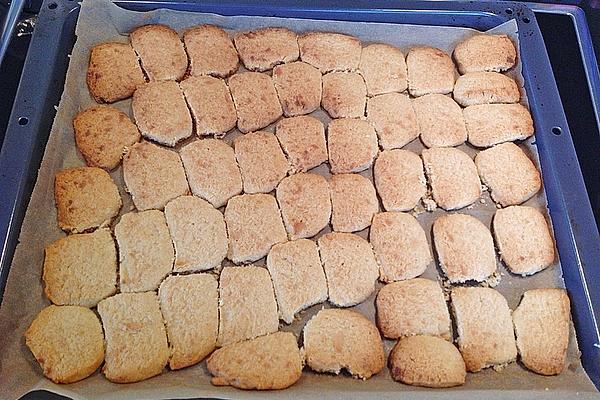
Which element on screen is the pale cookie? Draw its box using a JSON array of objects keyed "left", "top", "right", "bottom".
[
  {"left": 453, "top": 72, "right": 520, "bottom": 107},
  {"left": 234, "top": 27, "right": 299, "bottom": 71},
  {"left": 179, "top": 139, "right": 242, "bottom": 208},
  {"left": 132, "top": 81, "right": 192, "bottom": 147},
  {"left": 159, "top": 274, "right": 218, "bottom": 370},
  {"left": 374, "top": 149, "right": 426, "bottom": 212},
  {"left": 298, "top": 32, "right": 361, "bottom": 73},
  {"left": 86, "top": 42, "right": 145, "bottom": 103},
  {"left": 327, "top": 118, "right": 378, "bottom": 174},
  {"left": 234, "top": 130, "right": 289, "bottom": 194},
  {"left": 228, "top": 72, "right": 283, "bottom": 133},
  {"left": 413, "top": 94, "right": 467, "bottom": 148},
  {"left": 184, "top": 25, "right": 238, "bottom": 77},
  {"left": 451, "top": 287, "right": 517, "bottom": 372},
  {"left": 73, "top": 105, "right": 141, "bottom": 171},
  {"left": 54, "top": 167, "right": 121, "bottom": 233},
  {"left": 273, "top": 61, "right": 322, "bottom": 116},
  {"left": 318, "top": 232, "right": 379, "bottom": 307},
  {"left": 454, "top": 34, "right": 517, "bottom": 74},
  {"left": 512, "top": 288, "right": 570, "bottom": 376},
  {"left": 376, "top": 278, "right": 450, "bottom": 339},
  {"left": 43, "top": 229, "right": 117, "bottom": 307},
  {"left": 224, "top": 193, "right": 287, "bottom": 264},
  {"left": 114, "top": 210, "right": 174, "bottom": 293},
  {"left": 179, "top": 75, "right": 237, "bottom": 136},
  {"left": 208, "top": 331, "right": 303, "bottom": 390},
  {"left": 123, "top": 141, "right": 189, "bottom": 211},
  {"left": 97, "top": 292, "right": 169, "bottom": 383},
  {"left": 407, "top": 47, "right": 455, "bottom": 97},
  {"left": 321, "top": 71, "right": 367, "bottom": 118},
  {"left": 432, "top": 214, "right": 496, "bottom": 283},
  {"left": 475, "top": 142, "right": 541, "bottom": 206},
  {"left": 330, "top": 173, "right": 379, "bottom": 233},
  {"left": 217, "top": 266, "right": 279, "bottom": 346},
  {"left": 25, "top": 305, "right": 104, "bottom": 384},
  {"left": 164, "top": 195, "right": 227, "bottom": 272},
  {"left": 367, "top": 93, "right": 419, "bottom": 149},
  {"left": 422, "top": 147, "right": 481, "bottom": 210},
  {"left": 464, "top": 103, "right": 534, "bottom": 147},
  {"left": 370, "top": 212, "right": 432, "bottom": 282},
  {"left": 493, "top": 205, "right": 555, "bottom": 275},
  {"left": 266, "top": 239, "right": 328, "bottom": 324},
  {"left": 275, "top": 116, "right": 328, "bottom": 173},
  {"left": 389, "top": 335, "right": 466, "bottom": 388},
  {"left": 303, "top": 308, "right": 385, "bottom": 379},
  {"left": 359, "top": 43, "right": 408, "bottom": 96},
  {"left": 129, "top": 24, "right": 187, "bottom": 81},
  {"left": 276, "top": 173, "right": 331, "bottom": 239}
]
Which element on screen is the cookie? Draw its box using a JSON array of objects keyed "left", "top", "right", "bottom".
[
  {"left": 266, "top": 239, "right": 328, "bottom": 324},
  {"left": 376, "top": 278, "right": 450, "bottom": 339},
  {"left": 422, "top": 147, "right": 481, "bottom": 210},
  {"left": 464, "top": 103, "right": 534, "bottom": 147},
  {"left": 179, "top": 139, "right": 242, "bottom": 208},
  {"left": 86, "top": 42, "right": 145, "bottom": 103},
  {"left": 276, "top": 172, "right": 331, "bottom": 239},
  {"left": 389, "top": 335, "right": 466, "bottom": 388},
  {"left": 374, "top": 149, "right": 426, "bottom": 212},
  {"left": 275, "top": 116, "right": 328, "bottom": 173},
  {"left": 327, "top": 118, "right": 378, "bottom": 174},
  {"left": 366, "top": 93, "right": 419, "bottom": 150},
  {"left": 122, "top": 141, "right": 189, "bottom": 211},
  {"left": 73, "top": 105, "right": 140, "bottom": 170},
  {"left": 413, "top": 94, "right": 467, "bottom": 148},
  {"left": 183, "top": 25, "right": 238, "bottom": 77},
  {"left": 234, "top": 27, "right": 299, "bottom": 71},
  {"left": 512, "top": 289, "right": 570, "bottom": 376},
  {"left": 451, "top": 287, "right": 517, "bottom": 372},
  {"left": 25, "top": 305, "right": 104, "bottom": 384},
  {"left": 228, "top": 71, "right": 283, "bottom": 133},
  {"left": 164, "top": 195, "right": 227, "bottom": 272},
  {"left": 303, "top": 308, "right": 385, "bottom": 379},
  {"left": 317, "top": 232, "right": 379, "bottom": 307},
  {"left": 493, "top": 206, "right": 555, "bottom": 275},
  {"left": 114, "top": 210, "right": 174, "bottom": 293},
  {"left": 370, "top": 212, "right": 432, "bottom": 282},
  {"left": 97, "top": 292, "right": 169, "bottom": 383},
  {"left": 359, "top": 43, "right": 407, "bottom": 96},
  {"left": 273, "top": 61, "right": 322, "bottom": 116},
  {"left": 159, "top": 274, "right": 218, "bottom": 370},
  {"left": 129, "top": 24, "right": 187, "bottom": 81},
  {"left": 475, "top": 142, "right": 541, "bottom": 206},
  {"left": 217, "top": 266, "right": 279, "bottom": 346},
  {"left": 321, "top": 71, "right": 367, "bottom": 118},
  {"left": 224, "top": 193, "right": 287, "bottom": 264},
  {"left": 54, "top": 167, "right": 121, "bottom": 233},
  {"left": 330, "top": 173, "right": 379, "bottom": 233},
  {"left": 298, "top": 32, "right": 361, "bottom": 73},
  {"left": 432, "top": 214, "right": 496, "bottom": 283},
  {"left": 234, "top": 130, "right": 289, "bottom": 194},
  {"left": 208, "top": 331, "right": 303, "bottom": 390},
  {"left": 179, "top": 75, "right": 237, "bottom": 136},
  {"left": 453, "top": 34, "right": 517, "bottom": 74},
  {"left": 407, "top": 47, "right": 455, "bottom": 97},
  {"left": 453, "top": 72, "right": 520, "bottom": 107},
  {"left": 131, "top": 81, "right": 192, "bottom": 147}
]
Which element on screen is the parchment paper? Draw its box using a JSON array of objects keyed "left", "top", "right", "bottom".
[{"left": 0, "top": 0, "right": 598, "bottom": 398}]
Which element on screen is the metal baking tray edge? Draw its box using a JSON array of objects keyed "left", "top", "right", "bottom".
[{"left": 0, "top": 0, "right": 599, "bottom": 392}]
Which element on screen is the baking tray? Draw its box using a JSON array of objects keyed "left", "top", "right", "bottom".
[{"left": 0, "top": 0, "right": 599, "bottom": 396}]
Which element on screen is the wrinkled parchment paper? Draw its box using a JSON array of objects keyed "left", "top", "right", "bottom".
[{"left": 0, "top": 0, "right": 598, "bottom": 398}]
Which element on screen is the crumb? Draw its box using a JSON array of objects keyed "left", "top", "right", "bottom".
[
  {"left": 423, "top": 198, "right": 437, "bottom": 212},
  {"left": 484, "top": 271, "right": 502, "bottom": 288}
]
